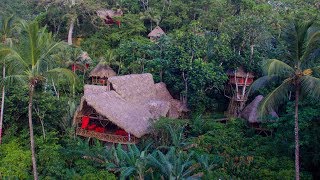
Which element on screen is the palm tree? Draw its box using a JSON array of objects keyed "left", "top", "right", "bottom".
[
  {"left": 253, "top": 20, "right": 320, "bottom": 180},
  {"left": 2, "top": 21, "right": 76, "bottom": 180},
  {"left": 0, "top": 48, "right": 11, "bottom": 145},
  {"left": 0, "top": 15, "right": 17, "bottom": 145},
  {"left": 0, "top": 15, "right": 16, "bottom": 45}
]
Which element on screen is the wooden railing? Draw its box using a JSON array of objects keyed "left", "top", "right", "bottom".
[{"left": 76, "top": 127, "right": 139, "bottom": 144}]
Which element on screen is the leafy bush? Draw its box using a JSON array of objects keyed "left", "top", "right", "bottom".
[{"left": 0, "top": 140, "right": 31, "bottom": 179}]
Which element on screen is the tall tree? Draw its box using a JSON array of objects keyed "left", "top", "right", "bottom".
[
  {"left": 0, "top": 15, "right": 17, "bottom": 144},
  {"left": 2, "top": 21, "right": 76, "bottom": 180},
  {"left": 253, "top": 19, "right": 320, "bottom": 180},
  {"left": 0, "top": 48, "right": 11, "bottom": 145},
  {"left": 37, "top": 0, "right": 106, "bottom": 45}
]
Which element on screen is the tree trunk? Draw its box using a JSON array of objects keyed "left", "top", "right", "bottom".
[
  {"left": 28, "top": 84, "right": 38, "bottom": 180},
  {"left": 294, "top": 85, "right": 300, "bottom": 180},
  {"left": 0, "top": 64, "right": 5, "bottom": 144},
  {"left": 138, "top": 172, "right": 144, "bottom": 180},
  {"left": 68, "top": 18, "right": 75, "bottom": 45},
  {"left": 182, "top": 71, "right": 188, "bottom": 104},
  {"left": 249, "top": 44, "right": 254, "bottom": 64}
]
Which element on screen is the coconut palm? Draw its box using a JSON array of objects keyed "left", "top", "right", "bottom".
[
  {"left": 2, "top": 21, "right": 76, "bottom": 180},
  {"left": 0, "top": 48, "right": 11, "bottom": 145},
  {"left": 0, "top": 15, "right": 18, "bottom": 145},
  {"left": 0, "top": 15, "right": 16, "bottom": 45},
  {"left": 252, "top": 20, "right": 320, "bottom": 180}
]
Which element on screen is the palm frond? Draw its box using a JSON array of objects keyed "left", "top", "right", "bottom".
[
  {"left": 249, "top": 75, "right": 279, "bottom": 93},
  {"left": 119, "top": 167, "right": 136, "bottom": 179},
  {"left": 1, "top": 74, "right": 28, "bottom": 87},
  {"left": 311, "top": 66, "right": 320, "bottom": 74},
  {"left": 0, "top": 47, "right": 12, "bottom": 59},
  {"left": 283, "top": 19, "right": 315, "bottom": 63},
  {"left": 301, "top": 30, "right": 320, "bottom": 63},
  {"left": 0, "top": 15, "right": 15, "bottom": 36},
  {"left": 46, "top": 68, "right": 77, "bottom": 93},
  {"left": 7, "top": 49, "right": 28, "bottom": 67},
  {"left": 26, "top": 21, "right": 40, "bottom": 67},
  {"left": 259, "top": 78, "right": 293, "bottom": 116},
  {"left": 300, "top": 75, "right": 320, "bottom": 99},
  {"left": 262, "top": 59, "right": 294, "bottom": 77}
]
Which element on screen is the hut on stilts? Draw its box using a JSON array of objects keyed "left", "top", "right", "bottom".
[
  {"left": 226, "top": 67, "right": 254, "bottom": 117},
  {"left": 74, "top": 66, "right": 189, "bottom": 144}
]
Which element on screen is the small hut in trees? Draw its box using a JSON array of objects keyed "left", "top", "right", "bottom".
[
  {"left": 241, "top": 95, "right": 278, "bottom": 124},
  {"left": 226, "top": 67, "right": 254, "bottom": 117},
  {"left": 74, "top": 73, "right": 188, "bottom": 144},
  {"left": 89, "top": 62, "right": 116, "bottom": 89},
  {"left": 241, "top": 95, "right": 278, "bottom": 136},
  {"left": 96, "top": 9, "right": 123, "bottom": 27},
  {"left": 148, "top": 26, "right": 165, "bottom": 41}
]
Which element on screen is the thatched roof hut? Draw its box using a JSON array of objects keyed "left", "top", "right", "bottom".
[
  {"left": 75, "top": 73, "right": 188, "bottom": 139},
  {"left": 89, "top": 63, "right": 116, "bottom": 78},
  {"left": 241, "top": 95, "right": 278, "bottom": 123},
  {"left": 148, "top": 26, "right": 165, "bottom": 39}
]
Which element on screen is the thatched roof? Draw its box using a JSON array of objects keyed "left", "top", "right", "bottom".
[
  {"left": 89, "top": 63, "right": 116, "bottom": 78},
  {"left": 97, "top": 9, "right": 123, "bottom": 19},
  {"left": 227, "top": 67, "right": 254, "bottom": 78},
  {"left": 241, "top": 95, "right": 278, "bottom": 123},
  {"left": 108, "top": 73, "right": 156, "bottom": 101},
  {"left": 148, "top": 26, "right": 165, "bottom": 38},
  {"left": 76, "top": 73, "right": 188, "bottom": 138},
  {"left": 154, "top": 82, "right": 189, "bottom": 118},
  {"left": 77, "top": 51, "right": 92, "bottom": 64}
]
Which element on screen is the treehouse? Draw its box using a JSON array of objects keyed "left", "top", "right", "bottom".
[
  {"left": 148, "top": 26, "right": 165, "bottom": 41},
  {"left": 89, "top": 63, "right": 116, "bottom": 90},
  {"left": 226, "top": 67, "right": 254, "bottom": 117},
  {"left": 96, "top": 9, "right": 123, "bottom": 27},
  {"left": 74, "top": 73, "right": 189, "bottom": 144},
  {"left": 227, "top": 67, "right": 254, "bottom": 102}
]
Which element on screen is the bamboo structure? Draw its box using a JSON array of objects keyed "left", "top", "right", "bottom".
[{"left": 76, "top": 128, "right": 139, "bottom": 144}]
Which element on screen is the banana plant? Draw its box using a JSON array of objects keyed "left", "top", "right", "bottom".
[
  {"left": 104, "top": 144, "right": 151, "bottom": 180},
  {"left": 147, "top": 147, "right": 199, "bottom": 180}
]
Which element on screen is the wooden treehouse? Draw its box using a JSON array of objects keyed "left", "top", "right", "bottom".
[
  {"left": 74, "top": 72, "right": 189, "bottom": 144},
  {"left": 226, "top": 67, "right": 254, "bottom": 117}
]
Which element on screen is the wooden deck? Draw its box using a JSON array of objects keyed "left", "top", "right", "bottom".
[{"left": 76, "top": 127, "right": 139, "bottom": 144}]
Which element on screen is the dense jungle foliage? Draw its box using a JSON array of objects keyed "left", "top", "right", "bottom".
[{"left": 0, "top": 0, "right": 320, "bottom": 179}]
